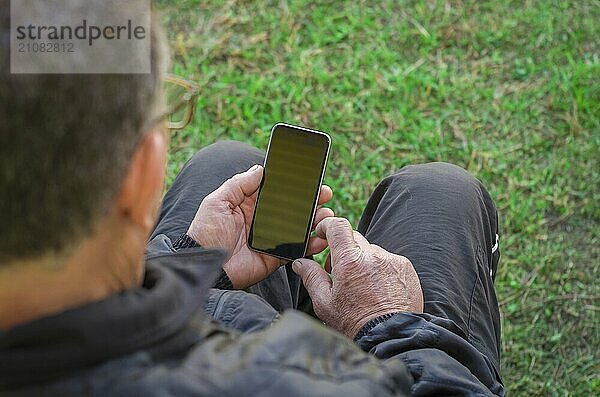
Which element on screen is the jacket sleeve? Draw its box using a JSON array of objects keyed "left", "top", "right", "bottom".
[
  {"left": 106, "top": 311, "right": 415, "bottom": 397},
  {"left": 104, "top": 311, "right": 502, "bottom": 397},
  {"left": 147, "top": 233, "right": 235, "bottom": 290},
  {"left": 355, "top": 312, "right": 505, "bottom": 396},
  {"left": 172, "top": 311, "right": 414, "bottom": 397}
]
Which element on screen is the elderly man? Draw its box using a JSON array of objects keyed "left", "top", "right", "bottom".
[{"left": 0, "top": 2, "right": 504, "bottom": 396}]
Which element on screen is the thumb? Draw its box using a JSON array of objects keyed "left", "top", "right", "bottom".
[
  {"left": 214, "top": 164, "right": 263, "bottom": 206},
  {"left": 292, "top": 258, "right": 332, "bottom": 307},
  {"left": 237, "top": 164, "right": 264, "bottom": 195}
]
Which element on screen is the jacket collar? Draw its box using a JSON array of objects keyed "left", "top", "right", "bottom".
[{"left": 0, "top": 247, "right": 226, "bottom": 388}]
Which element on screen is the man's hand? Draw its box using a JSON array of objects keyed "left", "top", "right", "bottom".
[
  {"left": 187, "top": 165, "right": 334, "bottom": 289},
  {"left": 292, "top": 217, "right": 424, "bottom": 339}
]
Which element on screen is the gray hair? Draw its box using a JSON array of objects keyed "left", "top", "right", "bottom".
[{"left": 0, "top": 1, "right": 168, "bottom": 264}]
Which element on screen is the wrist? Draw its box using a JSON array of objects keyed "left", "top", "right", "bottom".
[
  {"left": 221, "top": 264, "right": 244, "bottom": 289},
  {"left": 185, "top": 226, "right": 204, "bottom": 246}
]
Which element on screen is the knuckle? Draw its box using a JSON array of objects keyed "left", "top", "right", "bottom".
[
  {"left": 229, "top": 173, "right": 242, "bottom": 185},
  {"left": 337, "top": 247, "right": 364, "bottom": 269},
  {"left": 370, "top": 245, "right": 411, "bottom": 266},
  {"left": 206, "top": 187, "right": 223, "bottom": 198},
  {"left": 200, "top": 192, "right": 219, "bottom": 207},
  {"left": 388, "top": 253, "right": 411, "bottom": 267},
  {"left": 390, "top": 255, "right": 413, "bottom": 273},
  {"left": 329, "top": 228, "right": 345, "bottom": 242},
  {"left": 399, "top": 255, "right": 413, "bottom": 266},
  {"left": 332, "top": 217, "right": 351, "bottom": 229},
  {"left": 347, "top": 247, "right": 365, "bottom": 265},
  {"left": 368, "top": 248, "right": 385, "bottom": 263}
]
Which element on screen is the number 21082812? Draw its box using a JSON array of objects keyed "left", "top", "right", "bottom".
[{"left": 18, "top": 42, "right": 75, "bottom": 53}]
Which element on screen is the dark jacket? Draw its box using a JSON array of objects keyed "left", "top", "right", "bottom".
[{"left": 0, "top": 234, "right": 504, "bottom": 396}]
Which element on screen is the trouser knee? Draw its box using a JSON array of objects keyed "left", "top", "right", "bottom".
[
  {"left": 181, "top": 140, "right": 265, "bottom": 177},
  {"left": 386, "top": 162, "right": 490, "bottom": 203}
]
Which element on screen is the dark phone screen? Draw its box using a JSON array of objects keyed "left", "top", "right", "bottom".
[{"left": 249, "top": 125, "right": 330, "bottom": 260}]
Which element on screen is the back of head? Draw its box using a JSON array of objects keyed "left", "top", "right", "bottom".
[{"left": 0, "top": 0, "right": 167, "bottom": 265}]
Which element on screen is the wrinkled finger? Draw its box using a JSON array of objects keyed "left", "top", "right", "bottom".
[
  {"left": 353, "top": 230, "right": 370, "bottom": 249},
  {"left": 315, "top": 217, "right": 358, "bottom": 256},
  {"left": 317, "top": 185, "right": 333, "bottom": 205},
  {"left": 216, "top": 165, "right": 263, "bottom": 205},
  {"left": 312, "top": 207, "right": 334, "bottom": 229},
  {"left": 292, "top": 258, "right": 333, "bottom": 311},
  {"left": 306, "top": 236, "right": 328, "bottom": 256}
]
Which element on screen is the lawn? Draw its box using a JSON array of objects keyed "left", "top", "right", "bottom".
[{"left": 157, "top": 1, "right": 599, "bottom": 395}]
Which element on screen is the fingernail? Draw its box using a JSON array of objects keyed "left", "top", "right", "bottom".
[
  {"left": 291, "top": 259, "right": 302, "bottom": 272},
  {"left": 248, "top": 164, "right": 260, "bottom": 172}
]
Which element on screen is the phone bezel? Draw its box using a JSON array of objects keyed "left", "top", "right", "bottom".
[{"left": 247, "top": 122, "right": 331, "bottom": 261}]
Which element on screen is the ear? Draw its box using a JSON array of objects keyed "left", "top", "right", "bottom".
[{"left": 117, "top": 130, "right": 167, "bottom": 231}]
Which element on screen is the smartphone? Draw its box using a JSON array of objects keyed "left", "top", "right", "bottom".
[{"left": 248, "top": 123, "right": 331, "bottom": 261}]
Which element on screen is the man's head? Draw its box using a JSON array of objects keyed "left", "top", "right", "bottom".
[{"left": 0, "top": 1, "right": 168, "bottom": 267}]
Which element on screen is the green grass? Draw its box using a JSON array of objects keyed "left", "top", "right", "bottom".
[{"left": 157, "top": 0, "right": 599, "bottom": 395}]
